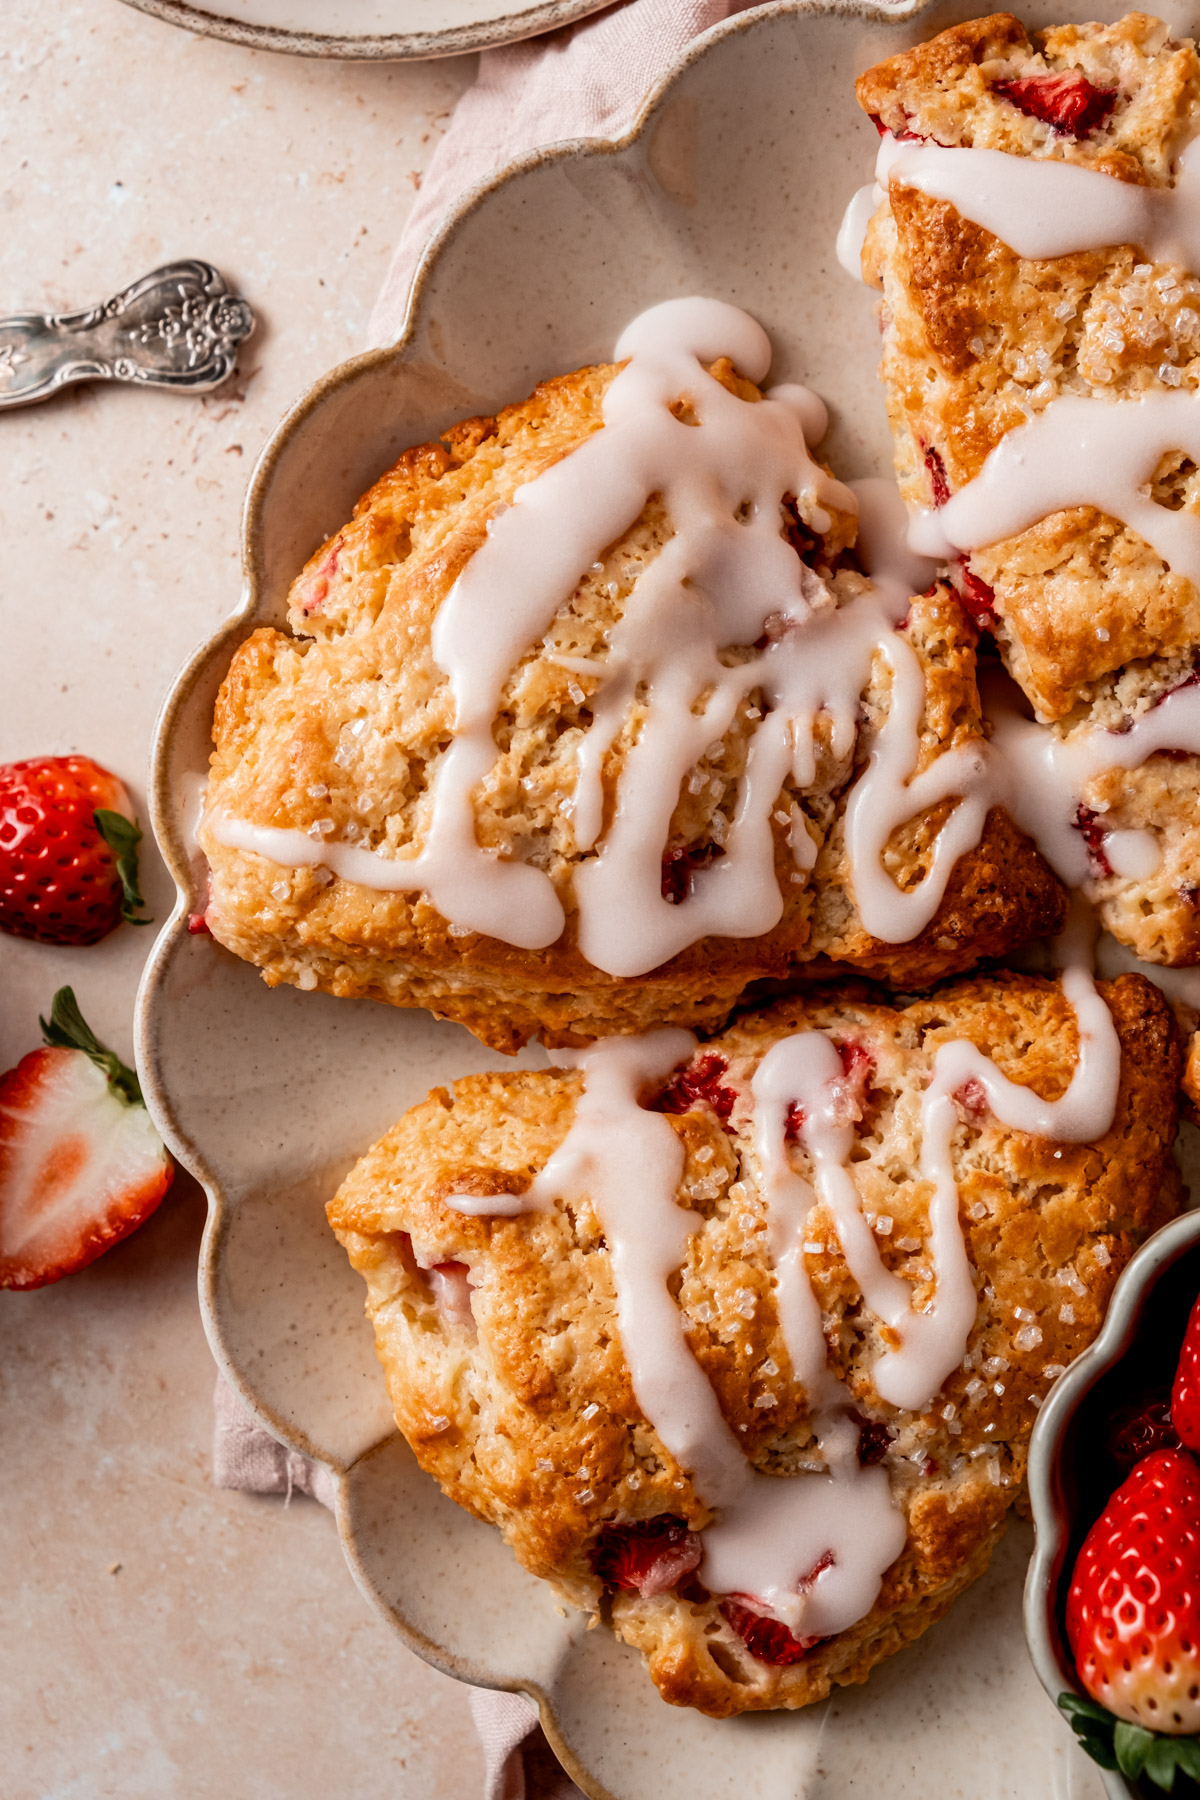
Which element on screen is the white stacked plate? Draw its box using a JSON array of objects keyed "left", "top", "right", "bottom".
[{"left": 118, "top": 0, "right": 612, "bottom": 60}]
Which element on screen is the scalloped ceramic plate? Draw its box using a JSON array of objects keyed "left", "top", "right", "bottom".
[
  {"left": 136, "top": 1, "right": 1196, "bottom": 1793},
  {"left": 117, "top": 0, "right": 610, "bottom": 61}
]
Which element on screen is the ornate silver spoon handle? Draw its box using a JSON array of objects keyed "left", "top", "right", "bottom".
[{"left": 0, "top": 260, "right": 255, "bottom": 411}]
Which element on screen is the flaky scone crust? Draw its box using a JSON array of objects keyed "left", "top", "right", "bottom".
[
  {"left": 200, "top": 361, "right": 1061, "bottom": 1050},
  {"left": 329, "top": 974, "right": 1181, "bottom": 1715}
]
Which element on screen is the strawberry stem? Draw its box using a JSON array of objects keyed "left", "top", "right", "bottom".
[
  {"left": 1059, "top": 1693, "right": 1200, "bottom": 1789},
  {"left": 40, "top": 987, "right": 144, "bottom": 1108},
  {"left": 94, "top": 809, "right": 152, "bottom": 927}
]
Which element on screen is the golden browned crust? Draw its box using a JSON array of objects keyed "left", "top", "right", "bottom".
[
  {"left": 804, "top": 803, "right": 1066, "bottom": 986},
  {"left": 328, "top": 973, "right": 1181, "bottom": 1715},
  {"left": 200, "top": 360, "right": 1061, "bottom": 1049}
]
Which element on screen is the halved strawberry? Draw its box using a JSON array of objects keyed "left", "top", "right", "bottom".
[
  {"left": 995, "top": 70, "right": 1116, "bottom": 137},
  {"left": 0, "top": 755, "right": 150, "bottom": 945},
  {"left": 1063, "top": 1449, "right": 1200, "bottom": 1785},
  {"left": 590, "top": 1515, "right": 702, "bottom": 1597},
  {"left": 0, "top": 988, "right": 173, "bottom": 1289},
  {"left": 1172, "top": 1293, "right": 1200, "bottom": 1453}
]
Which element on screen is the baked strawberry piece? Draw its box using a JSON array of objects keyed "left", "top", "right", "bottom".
[
  {"left": 993, "top": 69, "right": 1116, "bottom": 136},
  {"left": 0, "top": 755, "right": 150, "bottom": 945},
  {"left": 0, "top": 988, "right": 173, "bottom": 1289},
  {"left": 590, "top": 1516, "right": 702, "bottom": 1598}
]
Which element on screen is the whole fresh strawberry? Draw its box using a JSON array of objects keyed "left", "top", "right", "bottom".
[
  {"left": 0, "top": 755, "right": 150, "bottom": 945},
  {"left": 1173, "top": 1294, "right": 1200, "bottom": 1455},
  {"left": 1062, "top": 1448, "right": 1200, "bottom": 1788},
  {"left": 0, "top": 988, "right": 173, "bottom": 1289}
]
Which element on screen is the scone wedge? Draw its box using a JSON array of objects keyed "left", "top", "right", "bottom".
[
  {"left": 856, "top": 12, "right": 1200, "bottom": 966},
  {"left": 198, "top": 301, "right": 1062, "bottom": 1051},
  {"left": 329, "top": 970, "right": 1181, "bottom": 1716}
]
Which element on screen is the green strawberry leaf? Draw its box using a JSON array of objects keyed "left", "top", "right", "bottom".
[
  {"left": 1060, "top": 1695, "right": 1200, "bottom": 1793},
  {"left": 40, "top": 987, "right": 144, "bottom": 1108},
  {"left": 1059, "top": 1694, "right": 1115, "bottom": 1728},
  {"left": 1115, "top": 1721, "right": 1156, "bottom": 1780},
  {"left": 1077, "top": 1734, "right": 1120, "bottom": 1772},
  {"left": 94, "top": 808, "right": 152, "bottom": 927},
  {"left": 1144, "top": 1736, "right": 1182, "bottom": 1792},
  {"left": 1059, "top": 1695, "right": 1122, "bottom": 1770},
  {"left": 1173, "top": 1738, "right": 1200, "bottom": 1781}
]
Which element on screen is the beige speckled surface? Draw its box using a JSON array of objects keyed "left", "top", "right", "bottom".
[{"left": 0, "top": 4, "right": 483, "bottom": 1794}]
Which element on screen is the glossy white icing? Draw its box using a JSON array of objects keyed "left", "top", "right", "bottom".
[
  {"left": 209, "top": 298, "right": 997, "bottom": 973},
  {"left": 909, "top": 390, "right": 1200, "bottom": 585},
  {"left": 427, "top": 1263, "right": 477, "bottom": 1333},
  {"left": 836, "top": 181, "right": 881, "bottom": 278},
  {"left": 475, "top": 1030, "right": 907, "bottom": 1636},
  {"left": 754, "top": 1029, "right": 974, "bottom": 1414},
  {"left": 985, "top": 667, "right": 1200, "bottom": 890},
  {"left": 838, "top": 134, "right": 1200, "bottom": 885},
  {"left": 875, "top": 130, "right": 1200, "bottom": 272},
  {"left": 444, "top": 958, "right": 1120, "bottom": 1636}
]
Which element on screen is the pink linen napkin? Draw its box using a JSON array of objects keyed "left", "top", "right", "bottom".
[
  {"left": 213, "top": 1378, "right": 577, "bottom": 1799},
  {"left": 368, "top": 0, "right": 745, "bottom": 346},
  {"left": 214, "top": 4, "right": 751, "bottom": 1792}
]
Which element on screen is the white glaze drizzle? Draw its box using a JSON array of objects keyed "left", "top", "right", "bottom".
[
  {"left": 875, "top": 130, "right": 1200, "bottom": 272},
  {"left": 455, "top": 1030, "right": 907, "bottom": 1635},
  {"left": 836, "top": 131, "right": 1200, "bottom": 880},
  {"left": 909, "top": 389, "right": 1200, "bottom": 582},
  {"left": 837, "top": 179, "right": 882, "bottom": 279},
  {"left": 207, "top": 299, "right": 995, "bottom": 970},
  {"left": 444, "top": 955, "right": 1120, "bottom": 1635},
  {"left": 753, "top": 1031, "right": 977, "bottom": 1414},
  {"left": 844, "top": 133, "right": 1200, "bottom": 611},
  {"left": 983, "top": 665, "right": 1199, "bottom": 893}
]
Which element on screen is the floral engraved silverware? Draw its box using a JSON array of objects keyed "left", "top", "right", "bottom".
[{"left": 0, "top": 260, "right": 255, "bottom": 411}]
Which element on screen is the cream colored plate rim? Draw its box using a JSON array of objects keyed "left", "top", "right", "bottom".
[{"left": 117, "top": 0, "right": 612, "bottom": 62}]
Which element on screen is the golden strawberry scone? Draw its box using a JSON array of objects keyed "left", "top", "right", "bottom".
[
  {"left": 198, "top": 300, "right": 1062, "bottom": 1052},
  {"left": 328, "top": 971, "right": 1180, "bottom": 1716},
  {"left": 855, "top": 13, "right": 1200, "bottom": 966}
]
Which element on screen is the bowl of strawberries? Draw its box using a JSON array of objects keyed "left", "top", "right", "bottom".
[{"left": 1026, "top": 1196, "right": 1200, "bottom": 1797}]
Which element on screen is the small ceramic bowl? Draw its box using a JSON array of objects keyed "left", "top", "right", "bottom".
[{"left": 1025, "top": 1187, "right": 1200, "bottom": 1800}]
